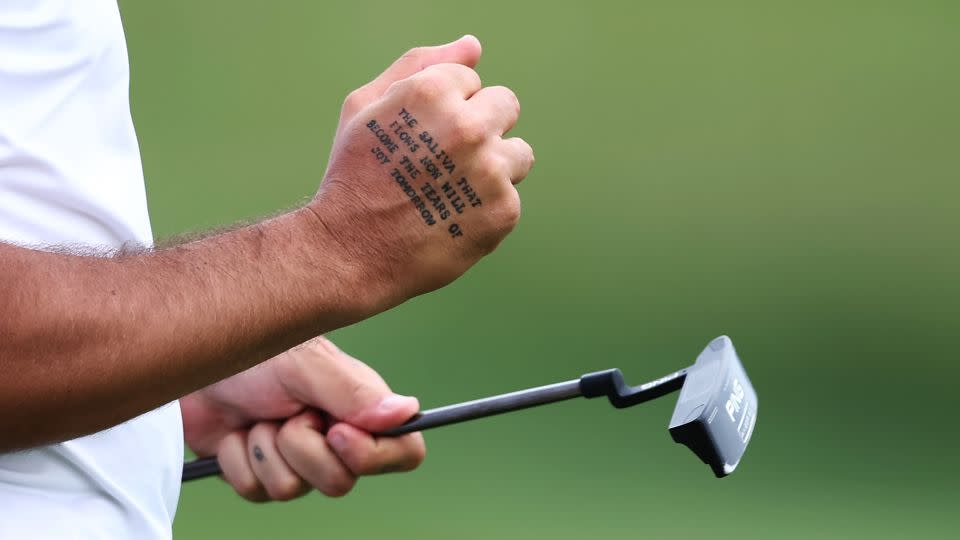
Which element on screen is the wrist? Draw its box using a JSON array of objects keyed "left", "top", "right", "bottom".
[{"left": 293, "top": 203, "right": 392, "bottom": 323}]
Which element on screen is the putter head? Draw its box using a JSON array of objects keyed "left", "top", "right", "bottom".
[{"left": 669, "top": 336, "right": 758, "bottom": 477}]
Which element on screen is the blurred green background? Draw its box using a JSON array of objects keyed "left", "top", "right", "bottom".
[{"left": 119, "top": 0, "right": 958, "bottom": 538}]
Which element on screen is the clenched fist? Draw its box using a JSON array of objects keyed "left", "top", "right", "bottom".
[{"left": 307, "top": 35, "right": 534, "bottom": 312}]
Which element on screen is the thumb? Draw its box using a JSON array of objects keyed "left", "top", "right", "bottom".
[
  {"left": 341, "top": 35, "right": 483, "bottom": 124},
  {"left": 365, "top": 34, "right": 482, "bottom": 98},
  {"left": 277, "top": 337, "right": 420, "bottom": 433}
]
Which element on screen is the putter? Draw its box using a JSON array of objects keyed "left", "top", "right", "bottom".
[{"left": 182, "top": 335, "right": 757, "bottom": 481}]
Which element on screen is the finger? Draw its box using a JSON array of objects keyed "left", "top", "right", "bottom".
[
  {"left": 406, "top": 63, "right": 483, "bottom": 100},
  {"left": 364, "top": 35, "right": 482, "bottom": 99},
  {"left": 326, "top": 422, "right": 427, "bottom": 476},
  {"left": 468, "top": 86, "right": 521, "bottom": 135},
  {"left": 276, "top": 410, "right": 357, "bottom": 497},
  {"left": 278, "top": 337, "right": 421, "bottom": 433},
  {"left": 217, "top": 430, "right": 268, "bottom": 502},
  {"left": 247, "top": 421, "right": 309, "bottom": 501},
  {"left": 500, "top": 137, "right": 535, "bottom": 184}
]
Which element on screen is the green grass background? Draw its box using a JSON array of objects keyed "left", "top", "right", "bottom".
[{"left": 118, "top": 1, "right": 958, "bottom": 538}]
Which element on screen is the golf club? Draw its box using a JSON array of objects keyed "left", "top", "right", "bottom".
[{"left": 183, "top": 335, "right": 757, "bottom": 482}]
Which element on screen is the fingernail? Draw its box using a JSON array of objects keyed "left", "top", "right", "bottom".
[
  {"left": 328, "top": 432, "right": 348, "bottom": 454},
  {"left": 378, "top": 394, "right": 412, "bottom": 414}
]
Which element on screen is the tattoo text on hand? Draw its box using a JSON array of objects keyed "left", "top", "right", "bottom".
[{"left": 367, "top": 107, "right": 493, "bottom": 239}]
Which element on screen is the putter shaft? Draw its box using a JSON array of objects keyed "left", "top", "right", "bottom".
[
  {"left": 379, "top": 379, "right": 582, "bottom": 436},
  {"left": 183, "top": 379, "right": 583, "bottom": 482},
  {"left": 182, "top": 368, "right": 686, "bottom": 482}
]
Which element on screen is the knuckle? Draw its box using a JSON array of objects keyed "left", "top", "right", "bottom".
[
  {"left": 248, "top": 422, "right": 274, "bottom": 441},
  {"left": 342, "top": 88, "right": 367, "bottom": 112},
  {"left": 346, "top": 447, "right": 376, "bottom": 475},
  {"left": 266, "top": 476, "right": 303, "bottom": 502},
  {"left": 348, "top": 378, "right": 375, "bottom": 404},
  {"left": 275, "top": 423, "right": 297, "bottom": 453},
  {"left": 452, "top": 113, "right": 487, "bottom": 146},
  {"left": 516, "top": 137, "right": 534, "bottom": 162},
  {"left": 383, "top": 78, "right": 406, "bottom": 98},
  {"left": 477, "top": 153, "right": 508, "bottom": 181},
  {"left": 406, "top": 438, "right": 427, "bottom": 470},
  {"left": 516, "top": 141, "right": 536, "bottom": 181},
  {"left": 500, "top": 190, "right": 522, "bottom": 227},
  {"left": 409, "top": 73, "right": 445, "bottom": 102},
  {"left": 495, "top": 85, "right": 520, "bottom": 115},
  {"left": 318, "top": 472, "right": 356, "bottom": 498},
  {"left": 233, "top": 476, "right": 264, "bottom": 501},
  {"left": 475, "top": 190, "right": 520, "bottom": 254},
  {"left": 451, "top": 64, "right": 482, "bottom": 87}
]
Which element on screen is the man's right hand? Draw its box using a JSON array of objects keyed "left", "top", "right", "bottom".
[{"left": 306, "top": 35, "right": 535, "bottom": 313}]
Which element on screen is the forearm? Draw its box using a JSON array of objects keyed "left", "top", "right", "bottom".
[
  {"left": 0, "top": 207, "right": 369, "bottom": 451},
  {"left": 0, "top": 35, "right": 533, "bottom": 454}
]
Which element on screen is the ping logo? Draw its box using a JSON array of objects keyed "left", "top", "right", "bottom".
[{"left": 725, "top": 377, "right": 745, "bottom": 422}]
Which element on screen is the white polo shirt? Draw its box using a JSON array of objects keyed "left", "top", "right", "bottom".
[{"left": 0, "top": 1, "right": 183, "bottom": 538}]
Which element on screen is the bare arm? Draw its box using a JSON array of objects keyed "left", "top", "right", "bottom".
[
  {"left": 0, "top": 208, "right": 365, "bottom": 450},
  {"left": 0, "top": 36, "right": 533, "bottom": 452}
]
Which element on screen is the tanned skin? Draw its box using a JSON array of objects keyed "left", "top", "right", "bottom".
[
  {"left": 1, "top": 208, "right": 349, "bottom": 449},
  {"left": 0, "top": 36, "right": 534, "bottom": 501}
]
